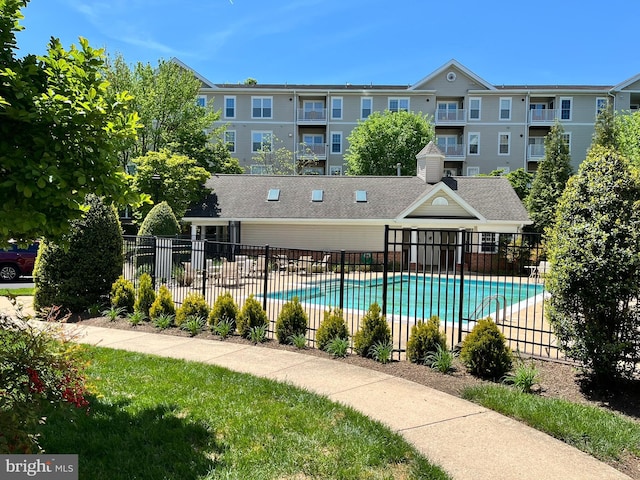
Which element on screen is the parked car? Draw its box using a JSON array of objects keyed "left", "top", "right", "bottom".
[{"left": 0, "top": 242, "right": 39, "bottom": 281}]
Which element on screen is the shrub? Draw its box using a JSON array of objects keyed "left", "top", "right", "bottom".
[
  {"left": 213, "top": 318, "right": 234, "bottom": 339},
  {"left": 503, "top": 360, "right": 540, "bottom": 393},
  {"left": 110, "top": 276, "right": 135, "bottom": 313},
  {"left": 275, "top": 296, "right": 308, "bottom": 344},
  {"left": 315, "top": 308, "right": 349, "bottom": 351},
  {"left": 180, "top": 315, "right": 206, "bottom": 337},
  {"left": 148, "top": 285, "right": 175, "bottom": 320},
  {"left": 208, "top": 292, "right": 239, "bottom": 332},
  {"left": 325, "top": 337, "right": 349, "bottom": 358},
  {"left": 424, "top": 345, "right": 456, "bottom": 374},
  {"left": 175, "top": 292, "right": 209, "bottom": 327},
  {"left": 406, "top": 316, "right": 447, "bottom": 364},
  {"left": 33, "top": 194, "right": 123, "bottom": 312},
  {"left": 134, "top": 273, "right": 156, "bottom": 318},
  {"left": 353, "top": 303, "right": 391, "bottom": 358},
  {"left": 153, "top": 313, "right": 174, "bottom": 330},
  {"left": 460, "top": 317, "right": 513, "bottom": 380},
  {"left": 370, "top": 340, "right": 393, "bottom": 364},
  {"left": 138, "top": 201, "right": 180, "bottom": 237},
  {"left": 237, "top": 295, "right": 268, "bottom": 338}
]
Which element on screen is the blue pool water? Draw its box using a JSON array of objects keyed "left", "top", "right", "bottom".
[{"left": 267, "top": 275, "right": 544, "bottom": 321}]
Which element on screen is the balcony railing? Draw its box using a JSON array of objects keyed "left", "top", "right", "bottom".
[
  {"left": 528, "top": 144, "right": 545, "bottom": 160},
  {"left": 297, "top": 108, "right": 327, "bottom": 123},
  {"left": 297, "top": 144, "right": 327, "bottom": 159},
  {"left": 437, "top": 143, "right": 466, "bottom": 158},
  {"left": 529, "top": 109, "right": 557, "bottom": 123},
  {"left": 435, "top": 109, "right": 466, "bottom": 124}
]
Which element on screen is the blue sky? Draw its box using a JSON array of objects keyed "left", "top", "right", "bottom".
[{"left": 15, "top": 0, "right": 639, "bottom": 87}]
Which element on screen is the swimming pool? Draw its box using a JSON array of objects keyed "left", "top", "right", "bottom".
[{"left": 267, "top": 274, "right": 545, "bottom": 322}]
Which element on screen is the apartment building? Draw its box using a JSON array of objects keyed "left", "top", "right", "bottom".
[{"left": 182, "top": 59, "right": 640, "bottom": 176}]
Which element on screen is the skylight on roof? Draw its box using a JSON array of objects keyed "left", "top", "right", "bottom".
[
  {"left": 355, "top": 190, "right": 367, "bottom": 202},
  {"left": 311, "top": 189, "right": 323, "bottom": 202},
  {"left": 267, "top": 188, "right": 280, "bottom": 201}
]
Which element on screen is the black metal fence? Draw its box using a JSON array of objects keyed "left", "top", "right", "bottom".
[{"left": 122, "top": 229, "right": 558, "bottom": 361}]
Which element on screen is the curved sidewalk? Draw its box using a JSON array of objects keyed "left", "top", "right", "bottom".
[{"left": 47, "top": 323, "right": 631, "bottom": 480}]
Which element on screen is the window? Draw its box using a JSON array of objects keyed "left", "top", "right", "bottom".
[
  {"left": 331, "top": 97, "right": 342, "bottom": 119},
  {"left": 498, "top": 132, "right": 510, "bottom": 155},
  {"left": 329, "top": 166, "right": 343, "bottom": 175},
  {"left": 331, "top": 131, "right": 342, "bottom": 154},
  {"left": 469, "top": 97, "right": 481, "bottom": 120},
  {"left": 560, "top": 97, "right": 572, "bottom": 120},
  {"left": 252, "top": 131, "right": 272, "bottom": 152},
  {"left": 596, "top": 97, "right": 608, "bottom": 116},
  {"left": 499, "top": 97, "right": 512, "bottom": 120},
  {"left": 481, "top": 233, "right": 498, "bottom": 253},
  {"left": 466, "top": 166, "right": 480, "bottom": 176},
  {"left": 224, "top": 96, "right": 236, "bottom": 118},
  {"left": 468, "top": 132, "right": 480, "bottom": 155},
  {"left": 196, "top": 95, "right": 207, "bottom": 107},
  {"left": 388, "top": 98, "right": 409, "bottom": 112},
  {"left": 437, "top": 102, "right": 459, "bottom": 121},
  {"left": 303, "top": 101, "right": 324, "bottom": 120},
  {"left": 224, "top": 130, "right": 236, "bottom": 153},
  {"left": 497, "top": 166, "right": 510, "bottom": 174},
  {"left": 562, "top": 132, "right": 571, "bottom": 152},
  {"left": 267, "top": 189, "right": 280, "bottom": 201},
  {"left": 311, "top": 189, "right": 324, "bottom": 202},
  {"left": 302, "top": 134, "right": 324, "bottom": 156},
  {"left": 436, "top": 135, "right": 459, "bottom": 156},
  {"left": 432, "top": 196, "right": 448, "bottom": 206},
  {"left": 361, "top": 97, "right": 372, "bottom": 119},
  {"left": 355, "top": 190, "right": 367, "bottom": 202},
  {"left": 252, "top": 96, "right": 272, "bottom": 118},
  {"left": 250, "top": 165, "right": 271, "bottom": 175}
]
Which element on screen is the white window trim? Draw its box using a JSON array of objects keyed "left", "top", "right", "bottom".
[
  {"left": 466, "top": 166, "right": 480, "bottom": 176},
  {"left": 480, "top": 233, "right": 498, "bottom": 253},
  {"left": 595, "top": 97, "right": 608, "bottom": 116},
  {"left": 331, "top": 97, "right": 343, "bottom": 120},
  {"left": 468, "top": 97, "right": 481, "bottom": 120},
  {"left": 562, "top": 132, "right": 572, "bottom": 153},
  {"left": 224, "top": 130, "right": 236, "bottom": 153},
  {"left": 361, "top": 97, "right": 373, "bottom": 119},
  {"left": 251, "top": 130, "right": 273, "bottom": 153},
  {"left": 560, "top": 97, "right": 572, "bottom": 121},
  {"left": 251, "top": 96, "right": 273, "bottom": 119},
  {"left": 224, "top": 95, "right": 236, "bottom": 119},
  {"left": 499, "top": 97, "right": 512, "bottom": 121},
  {"left": 498, "top": 132, "right": 511, "bottom": 156},
  {"left": 467, "top": 132, "right": 480, "bottom": 155},
  {"left": 388, "top": 97, "right": 409, "bottom": 112},
  {"left": 330, "top": 131, "right": 343, "bottom": 154}
]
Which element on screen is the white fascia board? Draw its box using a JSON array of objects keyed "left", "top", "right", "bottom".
[{"left": 395, "top": 183, "right": 486, "bottom": 222}]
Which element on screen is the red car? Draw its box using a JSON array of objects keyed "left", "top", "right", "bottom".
[{"left": 0, "top": 242, "right": 39, "bottom": 281}]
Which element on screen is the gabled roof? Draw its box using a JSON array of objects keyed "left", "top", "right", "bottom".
[
  {"left": 612, "top": 72, "right": 640, "bottom": 92},
  {"left": 170, "top": 57, "right": 216, "bottom": 88},
  {"left": 185, "top": 174, "right": 530, "bottom": 225},
  {"left": 409, "top": 59, "right": 496, "bottom": 91}
]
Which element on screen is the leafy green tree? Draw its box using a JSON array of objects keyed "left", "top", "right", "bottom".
[
  {"left": 591, "top": 104, "right": 617, "bottom": 149},
  {"left": 33, "top": 195, "right": 124, "bottom": 312},
  {"left": 345, "top": 110, "right": 434, "bottom": 176},
  {"left": 0, "top": 1, "right": 140, "bottom": 245},
  {"left": 505, "top": 168, "right": 533, "bottom": 201},
  {"left": 615, "top": 110, "right": 640, "bottom": 168},
  {"left": 525, "top": 121, "right": 573, "bottom": 234},
  {"left": 132, "top": 150, "right": 211, "bottom": 220},
  {"left": 546, "top": 145, "right": 640, "bottom": 382},
  {"left": 250, "top": 135, "right": 317, "bottom": 175},
  {"left": 138, "top": 202, "right": 180, "bottom": 237}
]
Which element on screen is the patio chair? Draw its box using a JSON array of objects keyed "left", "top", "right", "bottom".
[
  {"left": 537, "top": 261, "right": 550, "bottom": 280},
  {"left": 217, "top": 261, "right": 241, "bottom": 287},
  {"left": 310, "top": 254, "right": 331, "bottom": 273},
  {"left": 250, "top": 255, "right": 268, "bottom": 277},
  {"left": 295, "top": 255, "right": 314, "bottom": 275}
]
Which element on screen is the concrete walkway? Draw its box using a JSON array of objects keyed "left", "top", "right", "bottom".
[{"left": 40, "top": 321, "right": 630, "bottom": 480}]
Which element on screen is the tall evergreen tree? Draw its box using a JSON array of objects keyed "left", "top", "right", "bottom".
[{"left": 525, "top": 121, "right": 573, "bottom": 234}]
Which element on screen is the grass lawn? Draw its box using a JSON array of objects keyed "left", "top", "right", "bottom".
[
  {"left": 39, "top": 347, "right": 450, "bottom": 480},
  {"left": 462, "top": 384, "right": 640, "bottom": 462},
  {"left": 1, "top": 287, "right": 35, "bottom": 296}
]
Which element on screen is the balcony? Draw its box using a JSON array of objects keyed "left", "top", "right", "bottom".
[
  {"left": 435, "top": 109, "right": 466, "bottom": 125},
  {"left": 297, "top": 144, "right": 327, "bottom": 160},
  {"left": 297, "top": 108, "right": 327, "bottom": 125},
  {"left": 529, "top": 109, "right": 557, "bottom": 124},
  {"left": 527, "top": 144, "right": 545, "bottom": 160},
  {"left": 437, "top": 143, "right": 466, "bottom": 159}
]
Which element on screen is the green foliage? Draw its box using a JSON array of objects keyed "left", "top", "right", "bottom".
[
  {"left": 102, "top": 305, "right": 126, "bottom": 322},
  {"left": 325, "top": 337, "right": 350, "bottom": 358},
  {"left": 0, "top": 316, "right": 89, "bottom": 453},
  {"left": 208, "top": 292, "right": 239, "bottom": 331},
  {"left": 315, "top": 308, "right": 349, "bottom": 351},
  {"left": 148, "top": 285, "right": 175, "bottom": 320},
  {"left": 180, "top": 315, "right": 206, "bottom": 337},
  {"left": 353, "top": 303, "right": 391, "bottom": 358},
  {"left": 110, "top": 276, "right": 135, "bottom": 313},
  {"left": 33, "top": 195, "right": 124, "bottom": 312},
  {"left": 345, "top": 110, "right": 434, "bottom": 176},
  {"left": 406, "top": 316, "right": 447, "bottom": 364},
  {"left": 505, "top": 168, "right": 533, "bottom": 201},
  {"left": 503, "top": 361, "right": 540, "bottom": 393},
  {"left": 615, "top": 110, "right": 640, "bottom": 168},
  {"left": 237, "top": 295, "right": 268, "bottom": 338},
  {"left": 525, "top": 120, "right": 573, "bottom": 234},
  {"left": 248, "top": 324, "right": 268, "bottom": 344},
  {"left": 460, "top": 317, "right": 513, "bottom": 379},
  {"left": 134, "top": 272, "right": 155, "bottom": 317},
  {"left": 289, "top": 333, "right": 307, "bottom": 349},
  {"left": 152, "top": 313, "right": 174, "bottom": 330},
  {"left": 132, "top": 150, "right": 211, "bottom": 221},
  {"left": 138, "top": 201, "right": 180, "bottom": 237},
  {"left": 175, "top": 292, "right": 209, "bottom": 327},
  {"left": 424, "top": 345, "right": 456, "bottom": 374},
  {"left": 0, "top": 3, "right": 141, "bottom": 245},
  {"left": 213, "top": 317, "right": 234, "bottom": 339},
  {"left": 275, "top": 296, "right": 308, "bottom": 344},
  {"left": 370, "top": 341, "right": 393, "bottom": 364},
  {"left": 546, "top": 145, "right": 640, "bottom": 381},
  {"left": 126, "top": 310, "right": 146, "bottom": 326}
]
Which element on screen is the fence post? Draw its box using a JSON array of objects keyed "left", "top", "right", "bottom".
[
  {"left": 339, "top": 250, "right": 346, "bottom": 310},
  {"left": 457, "top": 228, "right": 468, "bottom": 345},
  {"left": 262, "top": 245, "right": 270, "bottom": 311},
  {"left": 382, "top": 225, "right": 389, "bottom": 319}
]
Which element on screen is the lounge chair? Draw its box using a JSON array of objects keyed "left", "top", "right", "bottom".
[
  {"left": 295, "top": 255, "right": 314, "bottom": 274},
  {"left": 251, "top": 255, "right": 268, "bottom": 277},
  {"left": 217, "top": 260, "right": 241, "bottom": 287},
  {"left": 310, "top": 254, "right": 331, "bottom": 273}
]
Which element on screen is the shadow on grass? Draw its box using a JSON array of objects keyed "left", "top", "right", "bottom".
[
  {"left": 39, "top": 397, "right": 224, "bottom": 480},
  {"left": 578, "top": 375, "right": 640, "bottom": 420}
]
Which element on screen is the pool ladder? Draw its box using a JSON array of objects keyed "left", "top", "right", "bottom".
[{"left": 470, "top": 295, "right": 507, "bottom": 324}]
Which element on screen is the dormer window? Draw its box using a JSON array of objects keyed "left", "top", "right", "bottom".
[{"left": 311, "top": 190, "right": 324, "bottom": 202}]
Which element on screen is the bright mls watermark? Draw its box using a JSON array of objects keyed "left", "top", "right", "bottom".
[{"left": 0, "top": 455, "right": 78, "bottom": 479}]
